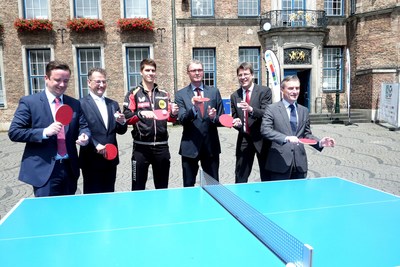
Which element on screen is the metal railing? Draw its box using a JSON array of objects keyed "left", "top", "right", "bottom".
[{"left": 260, "top": 10, "right": 327, "bottom": 30}]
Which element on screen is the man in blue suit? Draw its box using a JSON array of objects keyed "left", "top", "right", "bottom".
[
  {"left": 79, "top": 68, "right": 127, "bottom": 194},
  {"left": 8, "top": 61, "right": 90, "bottom": 197},
  {"left": 175, "top": 59, "right": 225, "bottom": 187}
]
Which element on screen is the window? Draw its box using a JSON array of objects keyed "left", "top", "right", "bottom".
[
  {"left": 239, "top": 48, "right": 260, "bottom": 84},
  {"left": 323, "top": 47, "right": 342, "bottom": 92},
  {"left": 324, "top": 0, "right": 343, "bottom": 16},
  {"left": 24, "top": 0, "right": 49, "bottom": 19},
  {"left": 238, "top": 0, "right": 259, "bottom": 17},
  {"left": 77, "top": 48, "right": 102, "bottom": 97},
  {"left": 126, "top": 47, "right": 150, "bottom": 91},
  {"left": 350, "top": 0, "right": 356, "bottom": 15},
  {"left": 193, "top": 48, "right": 216, "bottom": 87},
  {"left": 282, "top": 0, "right": 305, "bottom": 26},
  {"left": 74, "top": 0, "right": 99, "bottom": 18},
  {"left": 124, "top": 0, "right": 148, "bottom": 18},
  {"left": 191, "top": 0, "right": 214, "bottom": 17},
  {"left": 27, "top": 49, "right": 51, "bottom": 94}
]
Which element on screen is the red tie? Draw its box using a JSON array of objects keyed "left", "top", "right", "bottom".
[
  {"left": 245, "top": 90, "right": 250, "bottom": 134},
  {"left": 55, "top": 97, "right": 67, "bottom": 156},
  {"left": 195, "top": 88, "right": 204, "bottom": 117}
]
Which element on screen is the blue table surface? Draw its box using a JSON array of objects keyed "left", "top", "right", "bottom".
[{"left": 1, "top": 177, "right": 399, "bottom": 267}]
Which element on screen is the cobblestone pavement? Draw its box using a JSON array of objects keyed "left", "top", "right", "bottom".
[{"left": 1, "top": 122, "right": 400, "bottom": 218}]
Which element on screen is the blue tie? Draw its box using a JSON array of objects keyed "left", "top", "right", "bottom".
[{"left": 289, "top": 104, "right": 297, "bottom": 135}]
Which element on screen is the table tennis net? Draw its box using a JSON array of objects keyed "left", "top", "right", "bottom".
[{"left": 200, "top": 170, "right": 312, "bottom": 267}]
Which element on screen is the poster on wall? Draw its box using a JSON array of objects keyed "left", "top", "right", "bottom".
[
  {"left": 264, "top": 50, "right": 281, "bottom": 103},
  {"left": 379, "top": 83, "right": 400, "bottom": 127}
]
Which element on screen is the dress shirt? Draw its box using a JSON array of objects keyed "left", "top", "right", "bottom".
[{"left": 90, "top": 92, "right": 108, "bottom": 129}]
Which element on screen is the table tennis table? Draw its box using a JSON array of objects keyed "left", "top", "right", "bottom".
[{"left": 1, "top": 175, "right": 399, "bottom": 267}]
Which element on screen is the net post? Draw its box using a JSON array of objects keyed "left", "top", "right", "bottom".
[{"left": 301, "top": 244, "right": 313, "bottom": 267}]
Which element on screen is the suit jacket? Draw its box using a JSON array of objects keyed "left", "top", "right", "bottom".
[
  {"left": 79, "top": 94, "right": 127, "bottom": 168},
  {"left": 230, "top": 84, "right": 272, "bottom": 153},
  {"left": 261, "top": 101, "right": 322, "bottom": 173},
  {"left": 175, "top": 84, "right": 225, "bottom": 158},
  {"left": 8, "top": 91, "right": 91, "bottom": 187}
]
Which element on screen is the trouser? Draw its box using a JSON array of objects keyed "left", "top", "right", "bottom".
[
  {"left": 181, "top": 153, "right": 219, "bottom": 187},
  {"left": 131, "top": 143, "right": 170, "bottom": 190},
  {"left": 82, "top": 164, "right": 117, "bottom": 194},
  {"left": 33, "top": 159, "right": 76, "bottom": 197},
  {"left": 235, "top": 135, "right": 269, "bottom": 183}
]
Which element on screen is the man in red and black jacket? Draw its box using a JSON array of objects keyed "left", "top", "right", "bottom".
[{"left": 123, "top": 58, "right": 179, "bottom": 190}]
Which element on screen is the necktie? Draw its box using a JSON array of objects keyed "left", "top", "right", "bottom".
[
  {"left": 245, "top": 89, "right": 250, "bottom": 134},
  {"left": 195, "top": 87, "right": 202, "bottom": 96},
  {"left": 195, "top": 88, "right": 204, "bottom": 117},
  {"left": 55, "top": 97, "right": 67, "bottom": 156},
  {"left": 289, "top": 104, "right": 297, "bottom": 135}
]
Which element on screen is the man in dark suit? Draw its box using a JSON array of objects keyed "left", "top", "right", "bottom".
[
  {"left": 230, "top": 62, "right": 272, "bottom": 183},
  {"left": 261, "top": 75, "right": 335, "bottom": 180},
  {"left": 79, "top": 68, "right": 127, "bottom": 194},
  {"left": 175, "top": 59, "right": 225, "bottom": 187},
  {"left": 8, "top": 60, "right": 90, "bottom": 197}
]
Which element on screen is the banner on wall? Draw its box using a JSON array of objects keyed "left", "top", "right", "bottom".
[
  {"left": 264, "top": 50, "right": 281, "bottom": 103},
  {"left": 378, "top": 83, "right": 400, "bottom": 127}
]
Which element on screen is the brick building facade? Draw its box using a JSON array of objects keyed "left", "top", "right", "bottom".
[{"left": 0, "top": 0, "right": 399, "bottom": 130}]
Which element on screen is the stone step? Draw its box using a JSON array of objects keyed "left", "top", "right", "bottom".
[{"left": 310, "top": 112, "right": 370, "bottom": 125}]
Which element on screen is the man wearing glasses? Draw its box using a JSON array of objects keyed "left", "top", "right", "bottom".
[
  {"left": 175, "top": 59, "right": 225, "bottom": 187},
  {"left": 230, "top": 62, "right": 272, "bottom": 183},
  {"left": 79, "top": 67, "right": 127, "bottom": 193}
]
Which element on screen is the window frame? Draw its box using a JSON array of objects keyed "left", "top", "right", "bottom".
[
  {"left": 324, "top": 0, "right": 343, "bottom": 16},
  {"left": 323, "top": 47, "right": 343, "bottom": 93},
  {"left": 125, "top": 46, "right": 151, "bottom": 91},
  {"left": 23, "top": 0, "right": 49, "bottom": 19},
  {"left": 193, "top": 48, "right": 216, "bottom": 87},
  {"left": 238, "top": 0, "right": 260, "bottom": 17},
  {"left": 26, "top": 48, "right": 51, "bottom": 95},
  {"left": 191, "top": 0, "right": 214, "bottom": 17},
  {"left": 74, "top": 0, "right": 100, "bottom": 19},
  {"left": 239, "top": 47, "right": 261, "bottom": 85},
  {"left": 76, "top": 47, "right": 103, "bottom": 97},
  {"left": 124, "top": 0, "right": 149, "bottom": 18}
]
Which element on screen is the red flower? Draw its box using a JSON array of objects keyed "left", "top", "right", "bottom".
[
  {"left": 66, "top": 18, "right": 105, "bottom": 33},
  {"left": 14, "top": 18, "right": 53, "bottom": 32},
  {"left": 117, "top": 18, "right": 154, "bottom": 32}
]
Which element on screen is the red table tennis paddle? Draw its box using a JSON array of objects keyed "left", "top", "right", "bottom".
[
  {"left": 55, "top": 104, "right": 73, "bottom": 125},
  {"left": 299, "top": 138, "right": 318, "bottom": 145},
  {"left": 219, "top": 114, "right": 234, "bottom": 128},
  {"left": 104, "top": 143, "right": 118, "bottom": 160},
  {"left": 193, "top": 97, "right": 210, "bottom": 102},
  {"left": 153, "top": 109, "right": 169, "bottom": 120}
]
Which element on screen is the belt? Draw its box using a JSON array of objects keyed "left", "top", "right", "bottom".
[{"left": 134, "top": 140, "right": 168, "bottom": 146}]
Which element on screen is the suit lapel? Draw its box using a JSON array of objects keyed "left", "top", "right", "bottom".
[
  {"left": 40, "top": 92, "right": 54, "bottom": 126},
  {"left": 278, "top": 101, "right": 293, "bottom": 135},
  {"left": 87, "top": 95, "right": 108, "bottom": 130}
]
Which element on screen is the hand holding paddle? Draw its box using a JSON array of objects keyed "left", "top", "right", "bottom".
[
  {"left": 104, "top": 143, "right": 118, "bottom": 160},
  {"left": 219, "top": 114, "right": 234, "bottom": 128},
  {"left": 320, "top": 137, "right": 335, "bottom": 147},
  {"left": 55, "top": 104, "right": 73, "bottom": 125},
  {"left": 153, "top": 109, "right": 169, "bottom": 120}
]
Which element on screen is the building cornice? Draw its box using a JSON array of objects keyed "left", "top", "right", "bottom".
[{"left": 176, "top": 18, "right": 259, "bottom": 27}]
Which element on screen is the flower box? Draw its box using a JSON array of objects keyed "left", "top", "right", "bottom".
[
  {"left": 14, "top": 18, "right": 53, "bottom": 33},
  {"left": 67, "top": 18, "right": 105, "bottom": 33},
  {"left": 117, "top": 18, "right": 154, "bottom": 32}
]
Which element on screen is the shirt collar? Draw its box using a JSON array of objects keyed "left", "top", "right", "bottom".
[
  {"left": 191, "top": 84, "right": 203, "bottom": 91},
  {"left": 242, "top": 83, "right": 254, "bottom": 93},
  {"left": 45, "top": 88, "right": 63, "bottom": 104},
  {"left": 282, "top": 99, "right": 296, "bottom": 109},
  {"left": 89, "top": 91, "right": 105, "bottom": 102}
]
